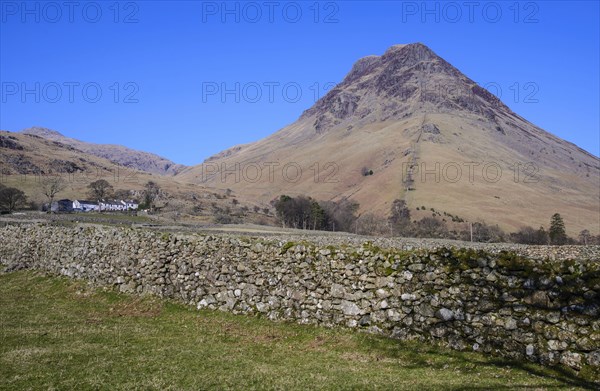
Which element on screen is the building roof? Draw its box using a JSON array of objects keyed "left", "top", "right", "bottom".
[{"left": 75, "top": 200, "right": 98, "bottom": 205}]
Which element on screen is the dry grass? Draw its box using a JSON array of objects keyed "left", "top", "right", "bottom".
[{"left": 176, "top": 109, "right": 600, "bottom": 237}]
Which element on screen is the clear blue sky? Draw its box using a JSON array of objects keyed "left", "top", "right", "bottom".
[{"left": 1, "top": 1, "right": 598, "bottom": 165}]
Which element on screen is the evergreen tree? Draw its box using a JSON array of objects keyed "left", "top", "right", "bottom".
[{"left": 549, "top": 213, "right": 567, "bottom": 245}]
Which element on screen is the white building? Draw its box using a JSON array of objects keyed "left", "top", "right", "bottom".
[
  {"left": 98, "top": 199, "right": 139, "bottom": 212},
  {"left": 99, "top": 200, "right": 124, "bottom": 211},
  {"left": 122, "top": 200, "right": 139, "bottom": 210},
  {"left": 73, "top": 200, "right": 99, "bottom": 212}
]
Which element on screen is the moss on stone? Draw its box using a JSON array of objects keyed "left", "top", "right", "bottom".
[
  {"left": 382, "top": 266, "right": 395, "bottom": 277},
  {"left": 280, "top": 241, "right": 296, "bottom": 255}
]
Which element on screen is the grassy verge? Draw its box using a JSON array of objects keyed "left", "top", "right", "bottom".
[{"left": 0, "top": 271, "right": 596, "bottom": 390}]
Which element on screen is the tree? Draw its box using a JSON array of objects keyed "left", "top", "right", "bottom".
[
  {"left": 356, "top": 213, "right": 388, "bottom": 235},
  {"left": 274, "top": 195, "right": 315, "bottom": 229},
  {"left": 143, "top": 181, "right": 161, "bottom": 210},
  {"left": 415, "top": 217, "right": 448, "bottom": 238},
  {"left": 113, "top": 189, "right": 133, "bottom": 201},
  {"left": 309, "top": 199, "right": 327, "bottom": 230},
  {"left": 536, "top": 226, "right": 549, "bottom": 245},
  {"left": 579, "top": 229, "right": 591, "bottom": 245},
  {"left": 274, "top": 195, "right": 293, "bottom": 228},
  {"left": 40, "top": 176, "right": 67, "bottom": 213},
  {"left": 321, "top": 198, "right": 359, "bottom": 232},
  {"left": 389, "top": 199, "right": 411, "bottom": 235},
  {"left": 512, "top": 226, "right": 548, "bottom": 245},
  {"left": 471, "top": 221, "right": 505, "bottom": 243},
  {"left": 0, "top": 187, "right": 27, "bottom": 213},
  {"left": 273, "top": 195, "right": 357, "bottom": 232},
  {"left": 512, "top": 226, "right": 536, "bottom": 244},
  {"left": 87, "top": 179, "right": 114, "bottom": 202},
  {"left": 549, "top": 213, "right": 567, "bottom": 245}
]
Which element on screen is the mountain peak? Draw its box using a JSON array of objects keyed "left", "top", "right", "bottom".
[
  {"left": 302, "top": 42, "right": 512, "bottom": 132},
  {"left": 380, "top": 42, "right": 439, "bottom": 66},
  {"left": 21, "top": 127, "right": 65, "bottom": 138},
  {"left": 343, "top": 43, "right": 437, "bottom": 84},
  {"left": 382, "top": 42, "right": 430, "bottom": 56}
]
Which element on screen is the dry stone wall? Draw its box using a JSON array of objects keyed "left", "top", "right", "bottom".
[{"left": 1, "top": 224, "right": 598, "bottom": 372}]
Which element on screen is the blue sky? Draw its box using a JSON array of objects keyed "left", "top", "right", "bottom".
[{"left": 1, "top": 1, "right": 598, "bottom": 165}]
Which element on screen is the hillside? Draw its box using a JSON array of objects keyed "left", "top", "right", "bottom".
[
  {"left": 0, "top": 130, "right": 255, "bottom": 221},
  {"left": 21, "top": 127, "right": 186, "bottom": 176},
  {"left": 176, "top": 43, "right": 600, "bottom": 235}
]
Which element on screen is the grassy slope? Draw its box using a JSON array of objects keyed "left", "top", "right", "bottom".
[
  {"left": 1, "top": 272, "right": 597, "bottom": 390},
  {"left": 1, "top": 131, "right": 267, "bottom": 219},
  {"left": 177, "top": 107, "right": 600, "bottom": 236}
]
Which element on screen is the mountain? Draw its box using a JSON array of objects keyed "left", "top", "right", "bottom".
[
  {"left": 21, "top": 127, "right": 186, "bottom": 176},
  {"left": 0, "top": 130, "right": 241, "bottom": 220},
  {"left": 1, "top": 130, "right": 134, "bottom": 177},
  {"left": 1, "top": 129, "right": 153, "bottom": 199},
  {"left": 176, "top": 43, "right": 600, "bottom": 235}
]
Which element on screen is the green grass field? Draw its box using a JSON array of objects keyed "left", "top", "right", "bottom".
[{"left": 0, "top": 271, "right": 596, "bottom": 390}]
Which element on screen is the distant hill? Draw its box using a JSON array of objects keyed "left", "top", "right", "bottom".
[
  {"left": 21, "top": 127, "right": 186, "bottom": 176},
  {"left": 0, "top": 130, "right": 264, "bottom": 222},
  {"left": 1, "top": 130, "right": 133, "bottom": 177}
]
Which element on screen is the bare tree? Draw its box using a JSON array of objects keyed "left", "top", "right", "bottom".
[
  {"left": 415, "top": 217, "right": 448, "bottom": 239},
  {"left": 579, "top": 229, "right": 591, "bottom": 245},
  {"left": 357, "top": 213, "right": 388, "bottom": 235},
  {"left": 511, "top": 226, "right": 548, "bottom": 245},
  {"left": 87, "top": 179, "right": 114, "bottom": 202},
  {"left": 143, "top": 181, "right": 161, "bottom": 210},
  {"left": 389, "top": 199, "right": 412, "bottom": 236},
  {"left": 113, "top": 189, "right": 132, "bottom": 201},
  {"left": 40, "top": 176, "right": 67, "bottom": 213}
]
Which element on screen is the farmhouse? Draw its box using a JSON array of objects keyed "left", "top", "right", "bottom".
[
  {"left": 98, "top": 200, "right": 139, "bottom": 212},
  {"left": 50, "top": 199, "right": 74, "bottom": 213},
  {"left": 73, "top": 200, "right": 99, "bottom": 212},
  {"left": 122, "top": 200, "right": 139, "bottom": 210},
  {"left": 45, "top": 199, "right": 138, "bottom": 213},
  {"left": 99, "top": 200, "right": 124, "bottom": 211}
]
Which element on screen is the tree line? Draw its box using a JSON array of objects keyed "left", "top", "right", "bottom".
[
  {"left": 272, "top": 195, "right": 359, "bottom": 232},
  {"left": 388, "top": 200, "right": 593, "bottom": 245},
  {"left": 272, "top": 195, "right": 599, "bottom": 245},
  {"left": 0, "top": 182, "right": 597, "bottom": 246}
]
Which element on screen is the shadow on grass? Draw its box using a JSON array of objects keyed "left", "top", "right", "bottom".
[{"left": 360, "top": 334, "right": 599, "bottom": 390}]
